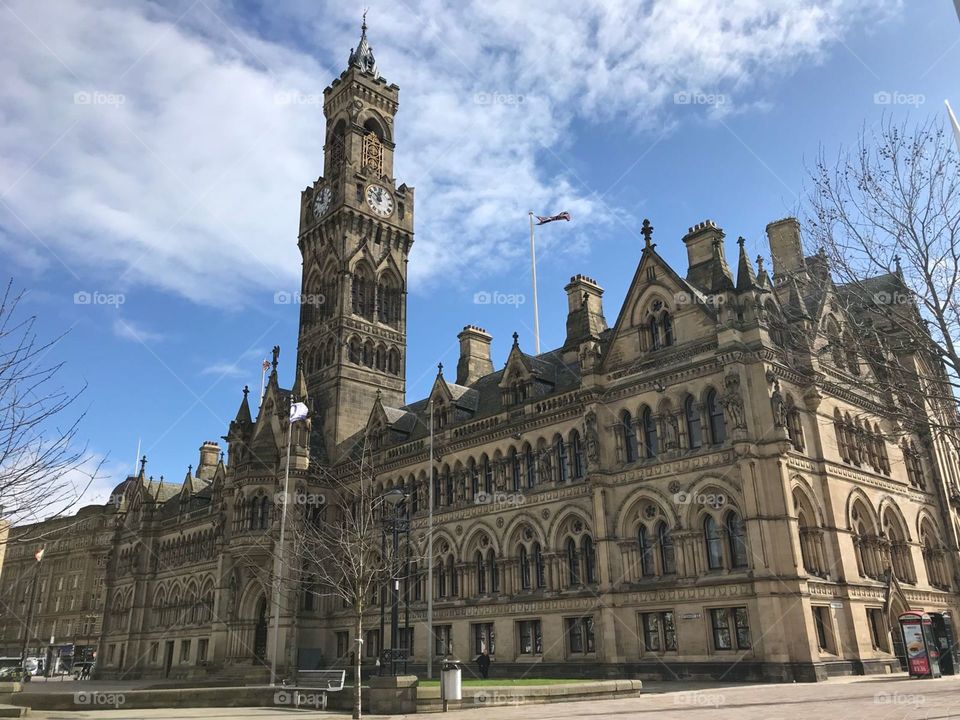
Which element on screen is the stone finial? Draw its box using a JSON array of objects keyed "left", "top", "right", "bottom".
[
  {"left": 271, "top": 346, "right": 280, "bottom": 371},
  {"left": 512, "top": 331, "right": 519, "bottom": 345},
  {"left": 139, "top": 455, "right": 147, "bottom": 475},
  {"left": 437, "top": 362, "right": 443, "bottom": 376},
  {"left": 641, "top": 218, "right": 655, "bottom": 249}
]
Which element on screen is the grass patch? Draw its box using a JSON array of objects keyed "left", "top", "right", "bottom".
[{"left": 419, "top": 678, "right": 588, "bottom": 687}]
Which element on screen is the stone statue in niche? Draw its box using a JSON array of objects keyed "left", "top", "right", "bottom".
[
  {"left": 584, "top": 411, "right": 601, "bottom": 467},
  {"left": 721, "top": 373, "right": 746, "bottom": 429},
  {"left": 771, "top": 379, "right": 788, "bottom": 428},
  {"left": 663, "top": 412, "right": 680, "bottom": 450}
]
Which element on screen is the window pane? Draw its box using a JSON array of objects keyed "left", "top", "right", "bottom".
[
  {"left": 734, "top": 607, "right": 751, "bottom": 649},
  {"left": 662, "top": 612, "right": 677, "bottom": 651},
  {"left": 711, "top": 608, "right": 732, "bottom": 650}
]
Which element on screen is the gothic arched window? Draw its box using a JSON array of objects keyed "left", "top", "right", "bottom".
[
  {"left": 704, "top": 515, "right": 723, "bottom": 570},
  {"left": 567, "top": 538, "right": 580, "bottom": 586},
  {"left": 657, "top": 521, "right": 676, "bottom": 574},
  {"left": 725, "top": 511, "right": 748, "bottom": 568},
  {"left": 685, "top": 396, "right": 702, "bottom": 450},
  {"left": 520, "top": 546, "right": 531, "bottom": 590},
  {"left": 638, "top": 525, "right": 655, "bottom": 577},
  {"left": 707, "top": 389, "right": 726, "bottom": 444},
  {"left": 621, "top": 411, "right": 638, "bottom": 462},
  {"left": 642, "top": 407, "right": 658, "bottom": 458}
]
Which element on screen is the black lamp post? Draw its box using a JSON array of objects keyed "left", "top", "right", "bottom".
[{"left": 378, "top": 488, "right": 408, "bottom": 676}]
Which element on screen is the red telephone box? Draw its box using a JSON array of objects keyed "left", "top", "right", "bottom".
[{"left": 899, "top": 611, "right": 942, "bottom": 678}]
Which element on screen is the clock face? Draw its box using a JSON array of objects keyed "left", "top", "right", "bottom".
[
  {"left": 365, "top": 184, "right": 394, "bottom": 217},
  {"left": 312, "top": 186, "right": 333, "bottom": 217}
]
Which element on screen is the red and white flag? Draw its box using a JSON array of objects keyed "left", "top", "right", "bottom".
[
  {"left": 535, "top": 211, "right": 571, "bottom": 225},
  {"left": 35, "top": 547, "right": 45, "bottom": 562},
  {"left": 262, "top": 359, "right": 271, "bottom": 372}
]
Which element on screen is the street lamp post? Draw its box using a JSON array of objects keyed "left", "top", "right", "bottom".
[{"left": 377, "top": 488, "right": 407, "bottom": 676}]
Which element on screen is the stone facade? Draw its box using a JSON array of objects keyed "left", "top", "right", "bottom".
[{"left": 1, "top": 23, "right": 960, "bottom": 684}]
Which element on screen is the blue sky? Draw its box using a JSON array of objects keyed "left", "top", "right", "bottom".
[{"left": 1, "top": 0, "right": 958, "bottom": 516}]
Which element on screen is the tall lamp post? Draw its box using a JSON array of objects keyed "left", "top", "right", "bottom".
[{"left": 377, "top": 488, "right": 408, "bottom": 675}]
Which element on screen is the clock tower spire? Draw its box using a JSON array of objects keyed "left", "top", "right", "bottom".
[{"left": 296, "top": 17, "right": 414, "bottom": 455}]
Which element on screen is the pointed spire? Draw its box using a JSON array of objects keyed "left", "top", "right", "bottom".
[
  {"left": 755, "top": 255, "right": 771, "bottom": 288},
  {"left": 512, "top": 331, "right": 519, "bottom": 346},
  {"left": 234, "top": 385, "right": 252, "bottom": 424},
  {"left": 437, "top": 361, "right": 444, "bottom": 377},
  {"left": 293, "top": 361, "right": 308, "bottom": 401},
  {"left": 708, "top": 237, "right": 735, "bottom": 292},
  {"left": 348, "top": 12, "right": 378, "bottom": 76},
  {"left": 736, "top": 236, "right": 758, "bottom": 292},
  {"left": 641, "top": 218, "right": 655, "bottom": 250}
]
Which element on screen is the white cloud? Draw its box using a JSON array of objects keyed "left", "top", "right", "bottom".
[
  {"left": 201, "top": 361, "right": 245, "bottom": 378},
  {"left": 0, "top": 0, "right": 896, "bottom": 306},
  {"left": 112, "top": 317, "right": 165, "bottom": 344}
]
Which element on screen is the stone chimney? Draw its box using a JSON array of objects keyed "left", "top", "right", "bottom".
[
  {"left": 682, "top": 220, "right": 731, "bottom": 290},
  {"left": 456, "top": 326, "right": 493, "bottom": 386},
  {"left": 564, "top": 275, "right": 606, "bottom": 349},
  {"left": 197, "top": 440, "right": 220, "bottom": 479},
  {"left": 766, "top": 217, "right": 807, "bottom": 281}
]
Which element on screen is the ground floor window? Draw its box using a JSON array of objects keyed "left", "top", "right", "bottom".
[
  {"left": 641, "top": 611, "right": 677, "bottom": 652},
  {"left": 566, "top": 616, "right": 595, "bottom": 655},
  {"left": 472, "top": 623, "right": 495, "bottom": 656},
  {"left": 710, "top": 607, "right": 751, "bottom": 651},
  {"left": 336, "top": 631, "right": 349, "bottom": 659},
  {"left": 434, "top": 625, "right": 453, "bottom": 657},
  {"left": 398, "top": 627, "right": 415, "bottom": 656},
  {"left": 180, "top": 639, "right": 191, "bottom": 663},
  {"left": 197, "top": 638, "right": 209, "bottom": 663},
  {"left": 517, "top": 619, "right": 543, "bottom": 655},
  {"left": 867, "top": 608, "right": 889, "bottom": 652},
  {"left": 365, "top": 629, "right": 380, "bottom": 659},
  {"left": 812, "top": 607, "right": 832, "bottom": 652}
]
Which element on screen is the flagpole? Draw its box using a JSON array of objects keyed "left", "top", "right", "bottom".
[
  {"left": 270, "top": 400, "right": 294, "bottom": 686},
  {"left": 946, "top": 100, "right": 960, "bottom": 153},
  {"left": 426, "top": 399, "right": 435, "bottom": 680},
  {"left": 260, "top": 362, "right": 268, "bottom": 407},
  {"left": 528, "top": 212, "right": 541, "bottom": 355}
]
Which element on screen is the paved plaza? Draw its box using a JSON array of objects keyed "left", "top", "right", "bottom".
[{"left": 20, "top": 674, "right": 960, "bottom": 719}]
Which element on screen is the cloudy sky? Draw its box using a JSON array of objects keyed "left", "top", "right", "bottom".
[{"left": 1, "top": 0, "right": 957, "bottom": 514}]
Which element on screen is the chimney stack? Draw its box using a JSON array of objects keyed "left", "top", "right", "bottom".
[
  {"left": 564, "top": 275, "right": 606, "bottom": 349},
  {"left": 456, "top": 326, "right": 493, "bottom": 386},
  {"left": 197, "top": 441, "right": 220, "bottom": 479},
  {"left": 765, "top": 217, "right": 807, "bottom": 281}
]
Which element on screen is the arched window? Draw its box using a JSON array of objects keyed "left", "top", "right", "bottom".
[
  {"left": 685, "top": 396, "right": 702, "bottom": 450},
  {"left": 725, "top": 511, "right": 748, "bottom": 568},
  {"left": 570, "top": 430, "right": 584, "bottom": 479},
  {"left": 649, "top": 315, "right": 660, "bottom": 351},
  {"left": 483, "top": 457, "right": 493, "bottom": 494},
  {"left": 468, "top": 459, "right": 478, "bottom": 500},
  {"left": 437, "top": 557, "right": 447, "bottom": 597},
  {"left": 638, "top": 526, "right": 655, "bottom": 576},
  {"left": 476, "top": 551, "right": 486, "bottom": 594},
  {"left": 510, "top": 448, "right": 522, "bottom": 491},
  {"left": 657, "top": 521, "right": 676, "bottom": 574},
  {"left": 707, "top": 389, "right": 726, "bottom": 444},
  {"left": 534, "top": 542, "right": 546, "bottom": 589},
  {"left": 351, "top": 266, "right": 374, "bottom": 319},
  {"left": 488, "top": 549, "right": 499, "bottom": 593},
  {"left": 704, "top": 516, "right": 723, "bottom": 570},
  {"left": 583, "top": 535, "right": 597, "bottom": 584},
  {"left": 524, "top": 445, "right": 537, "bottom": 488},
  {"left": 567, "top": 538, "right": 581, "bottom": 586},
  {"left": 447, "top": 556, "right": 458, "bottom": 596},
  {"left": 662, "top": 312, "right": 674, "bottom": 346},
  {"left": 555, "top": 436, "right": 568, "bottom": 483},
  {"left": 520, "top": 546, "right": 531, "bottom": 590},
  {"left": 348, "top": 337, "right": 361, "bottom": 364},
  {"left": 642, "top": 408, "right": 658, "bottom": 458},
  {"left": 621, "top": 411, "right": 638, "bottom": 462}
]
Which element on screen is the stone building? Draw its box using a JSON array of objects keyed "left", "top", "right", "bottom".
[
  {"left": 2, "top": 21, "right": 960, "bottom": 683},
  {"left": 0, "top": 506, "right": 112, "bottom": 666}
]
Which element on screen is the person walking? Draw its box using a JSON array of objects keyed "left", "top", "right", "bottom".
[{"left": 476, "top": 650, "right": 491, "bottom": 679}]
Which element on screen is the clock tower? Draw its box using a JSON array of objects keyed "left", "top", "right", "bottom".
[{"left": 296, "top": 18, "right": 414, "bottom": 455}]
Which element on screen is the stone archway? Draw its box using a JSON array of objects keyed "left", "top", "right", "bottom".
[{"left": 253, "top": 596, "right": 268, "bottom": 663}]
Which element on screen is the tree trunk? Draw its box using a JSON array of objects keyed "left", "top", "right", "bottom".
[{"left": 353, "top": 610, "right": 362, "bottom": 719}]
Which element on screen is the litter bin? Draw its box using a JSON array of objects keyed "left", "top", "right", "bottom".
[{"left": 440, "top": 659, "right": 463, "bottom": 702}]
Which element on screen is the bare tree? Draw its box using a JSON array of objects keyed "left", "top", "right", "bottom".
[
  {"left": 804, "top": 116, "right": 960, "bottom": 449},
  {"left": 0, "top": 279, "right": 105, "bottom": 528},
  {"left": 287, "top": 439, "right": 418, "bottom": 720}
]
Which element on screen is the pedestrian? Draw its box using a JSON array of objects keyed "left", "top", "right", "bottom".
[{"left": 476, "top": 650, "right": 490, "bottom": 679}]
